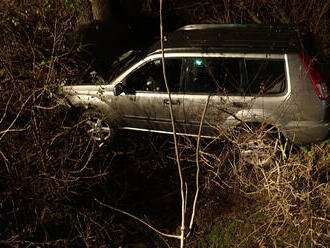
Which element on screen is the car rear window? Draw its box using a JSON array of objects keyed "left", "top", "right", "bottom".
[{"left": 244, "top": 59, "right": 286, "bottom": 95}]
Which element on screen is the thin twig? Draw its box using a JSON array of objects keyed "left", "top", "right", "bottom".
[
  {"left": 0, "top": 90, "right": 14, "bottom": 125},
  {"left": 46, "top": 19, "right": 58, "bottom": 84},
  {"left": 95, "top": 198, "right": 181, "bottom": 240},
  {"left": 188, "top": 95, "right": 210, "bottom": 233},
  {"left": 0, "top": 91, "right": 36, "bottom": 141},
  {"left": 70, "top": 142, "right": 95, "bottom": 174},
  {"left": 0, "top": 149, "right": 9, "bottom": 174}
]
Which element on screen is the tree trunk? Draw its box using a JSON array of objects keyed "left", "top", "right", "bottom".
[
  {"left": 77, "top": 0, "right": 93, "bottom": 25},
  {"left": 91, "top": 0, "right": 111, "bottom": 20}
]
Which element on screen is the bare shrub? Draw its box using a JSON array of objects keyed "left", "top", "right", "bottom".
[
  {"left": 0, "top": 1, "right": 116, "bottom": 247},
  {"left": 1, "top": 0, "right": 329, "bottom": 247},
  {"left": 191, "top": 124, "right": 329, "bottom": 247}
]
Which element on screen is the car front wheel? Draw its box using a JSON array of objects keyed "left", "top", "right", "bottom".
[{"left": 82, "top": 109, "right": 114, "bottom": 142}]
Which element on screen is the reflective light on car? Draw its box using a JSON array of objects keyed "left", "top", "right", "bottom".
[{"left": 195, "top": 58, "right": 203, "bottom": 67}]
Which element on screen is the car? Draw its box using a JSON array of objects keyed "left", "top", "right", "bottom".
[{"left": 59, "top": 24, "right": 329, "bottom": 164}]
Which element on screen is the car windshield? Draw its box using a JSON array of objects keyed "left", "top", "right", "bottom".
[{"left": 108, "top": 50, "right": 143, "bottom": 82}]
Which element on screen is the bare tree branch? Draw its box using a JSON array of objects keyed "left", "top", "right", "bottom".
[{"left": 160, "top": 0, "right": 185, "bottom": 246}]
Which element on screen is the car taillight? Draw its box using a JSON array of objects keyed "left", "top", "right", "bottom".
[{"left": 299, "top": 52, "right": 328, "bottom": 100}]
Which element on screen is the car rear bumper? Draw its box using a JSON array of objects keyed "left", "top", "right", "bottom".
[{"left": 282, "top": 121, "right": 329, "bottom": 144}]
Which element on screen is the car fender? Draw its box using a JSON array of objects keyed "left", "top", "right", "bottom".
[{"left": 62, "top": 85, "right": 121, "bottom": 126}]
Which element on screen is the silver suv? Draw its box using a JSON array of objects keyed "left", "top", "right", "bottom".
[{"left": 60, "top": 24, "right": 329, "bottom": 149}]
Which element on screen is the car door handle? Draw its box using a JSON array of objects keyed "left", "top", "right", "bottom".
[
  {"left": 163, "top": 99, "right": 181, "bottom": 105},
  {"left": 232, "top": 102, "right": 247, "bottom": 108}
]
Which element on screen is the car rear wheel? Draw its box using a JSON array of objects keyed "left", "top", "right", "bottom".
[
  {"left": 233, "top": 126, "right": 281, "bottom": 166},
  {"left": 82, "top": 109, "right": 114, "bottom": 142}
]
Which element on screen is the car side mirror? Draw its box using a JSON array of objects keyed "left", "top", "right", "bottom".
[{"left": 113, "top": 83, "right": 126, "bottom": 96}]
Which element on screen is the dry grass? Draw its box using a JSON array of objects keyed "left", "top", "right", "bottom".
[{"left": 188, "top": 125, "right": 330, "bottom": 247}]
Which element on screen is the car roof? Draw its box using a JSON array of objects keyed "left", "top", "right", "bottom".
[{"left": 147, "top": 24, "right": 302, "bottom": 55}]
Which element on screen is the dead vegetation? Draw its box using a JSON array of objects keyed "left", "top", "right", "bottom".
[
  {"left": 0, "top": 0, "right": 329, "bottom": 247},
  {"left": 187, "top": 127, "right": 330, "bottom": 247}
]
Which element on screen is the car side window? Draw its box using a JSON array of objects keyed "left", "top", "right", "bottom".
[
  {"left": 244, "top": 59, "right": 286, "bottom": 95},
  {"left": 184, "top": 58, "right": 243, "bottom": 94},
  {"left": 184, "top": 57, "right": 286, "bottom": 96},
  {"left": 125, "top": 58, "right": 182, "bottom": 93}
]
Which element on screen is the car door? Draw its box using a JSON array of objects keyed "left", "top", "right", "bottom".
[
  {"left": 112, "top": 57, "right": 186, "bottom": 132},
  {"left": 182, "top": 57, "right": 246, "bottom": 137}
]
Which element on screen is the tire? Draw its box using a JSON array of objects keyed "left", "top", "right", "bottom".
[
  {"left": 81, "top": 109, "right": 115, "bottom": 142},
  {"left": 233, "top": 125, "right": 281, "bottom": 166}
]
